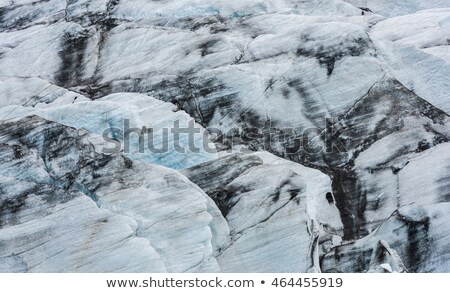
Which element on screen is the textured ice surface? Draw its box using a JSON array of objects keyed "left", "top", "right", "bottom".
[
  {"left": 371, "top": 9, "right": 450, "bottom": 113},
  {"left": 0, "top": 0, "right": 450, "bottom": 272},
  {"left": 0, "top": 91, "right": 217, "bottom": 169},
  {"left": 0, "top": 116, "right": 225, "bottom": 272},
  {"left": 182, "top": 151, "right": 343, "bottom": 272}
]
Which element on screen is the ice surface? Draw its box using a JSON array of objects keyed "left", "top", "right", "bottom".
[
  {"left": 182, "top": 151, "right": 343, "bottom": 272},
  {"left": 0, "top": 0, "right": 449, "bottom": 273},
  {"left": 0, "top": 92, "right": 218, "bottom": 169},
  {"left": 0, "top": 116, "right": 225, "bottom": 272}
]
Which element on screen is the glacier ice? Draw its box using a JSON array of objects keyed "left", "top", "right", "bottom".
[{"left": 0, "top": 0, "right": 450, "bottom": 273}]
